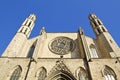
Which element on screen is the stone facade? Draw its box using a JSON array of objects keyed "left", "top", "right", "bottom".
[{"left": 0, "top": 14, "right": 120, "bottom": 80}]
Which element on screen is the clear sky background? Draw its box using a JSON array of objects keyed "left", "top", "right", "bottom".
[{"left": 0, "top": 0, "right": 120, "bottom": 55}]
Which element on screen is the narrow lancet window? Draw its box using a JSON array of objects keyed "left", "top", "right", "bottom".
[
  {"left": 102, "top": 27, "right": 106, "bottom": 32},
  {"left": 90, "top": 44, "right": 98, "bottom": 58},
  {"left": 28, "top": 22, "right": 31, "bottom": 27},
  {"left": 97, "top": 20, "right": 102, "bottom": 25},
  {"left": 27, "top": 45, "right": 35, "bottom": 58}
]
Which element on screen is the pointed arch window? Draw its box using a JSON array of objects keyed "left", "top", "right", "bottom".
[
  {"left": 36, "top": 67, "right": 47, "bottom": 80},
  {"left": 90, "top": 44, "right": 98, "bottom": 58},
  {"left": 27, "top": 40, "right": 38, "bottom": 58},
  {"left": 27, "top": 45, "right": 35, "bottom": 58},
  {"left": 10, "top": 66, "right": 22, "bottom": 80},
  {"left": 103, "top": 66, "right": 116, "bottom": 80},
  {"left": 76, "top": 67, "right": 88, "bottom": 80}
]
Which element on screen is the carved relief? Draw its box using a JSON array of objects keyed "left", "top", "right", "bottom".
[
  {"left": 50, "top": 59, "right": 71, "bottom": 74},
  {"left": 46, "top": 59, "right": 76, "bottom": 80}
]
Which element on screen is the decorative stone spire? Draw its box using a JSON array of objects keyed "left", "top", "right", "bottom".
[
  {"left": 78, "top": 27, "right": 84, "bottom": 35},
  {"left": 40, "top": 27, "right": 46, "bottom": 35},
  {"left": 40, "top": 27, "right": 47, "bottom": 39}
]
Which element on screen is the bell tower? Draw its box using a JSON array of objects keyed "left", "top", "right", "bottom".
[
  {"left": 89, "top": 14, "right": 120, "bottom": 58},
  {"left": 2, "top": 14, "right": 36, "bottom": 57},
  {"left": 89, "top": 14, "right": 108, "bottom": 36},
  {"left": 18, "top": 14, "right": 36, "bottom": 38}
]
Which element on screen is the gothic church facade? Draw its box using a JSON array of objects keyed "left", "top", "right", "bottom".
[{"left": 0, "top": 14, "right": 120, "bottom": 80}]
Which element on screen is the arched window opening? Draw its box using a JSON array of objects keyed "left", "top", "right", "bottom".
[
  {"left": 24, "top": 20, "right": 28, "bottom": 25},
  {"left": 97, "top": 20, "right": 102, "bottom": 25},
  {"left": 36, "top": 67, "right": 47, "bottom": 80},
  {"left": 93, "top": 21, "right": 98, "bottom": 27},
  {"left": 102, "top": 27, "right": 106, "bottom": 32},
  {"left": 97, "top": 28, "right": 101, "bottom": 34},
  {"left": 76, "top": 67, "right": 88, "bottom": 80},
  {"left": 90, "top": 44, "right": 98, "bottom": 58},
  {"left": 27, "top": 45, "right": 35, "bottom": 58},
  {"left": 10, "top": 66, "right": 22, "bottom": 80},
  {"left": 103, "top": 66, "right": 116, "bottom": 80},
  {"left": 28, "top": 22, "right": 31, "bottom": 27},
  {"left": 24, "top": 28, "right": 28, "bottom": 34}
]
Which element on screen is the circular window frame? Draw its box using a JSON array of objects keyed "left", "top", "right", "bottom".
[{"left": 48, "top": 36, "right": 76, "bottom": 55}]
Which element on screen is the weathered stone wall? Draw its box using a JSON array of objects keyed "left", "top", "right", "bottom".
[{"left": 0, "top": 58, "right": 30, "bottom": 80}]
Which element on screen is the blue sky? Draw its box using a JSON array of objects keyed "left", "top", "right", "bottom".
[{"left": 0, "top": 0, "right": 120, "bottom": 55}]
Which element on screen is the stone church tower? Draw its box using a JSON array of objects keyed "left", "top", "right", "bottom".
[{"left": 0, "top": 14, "right": 120, "bottom": 80}]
